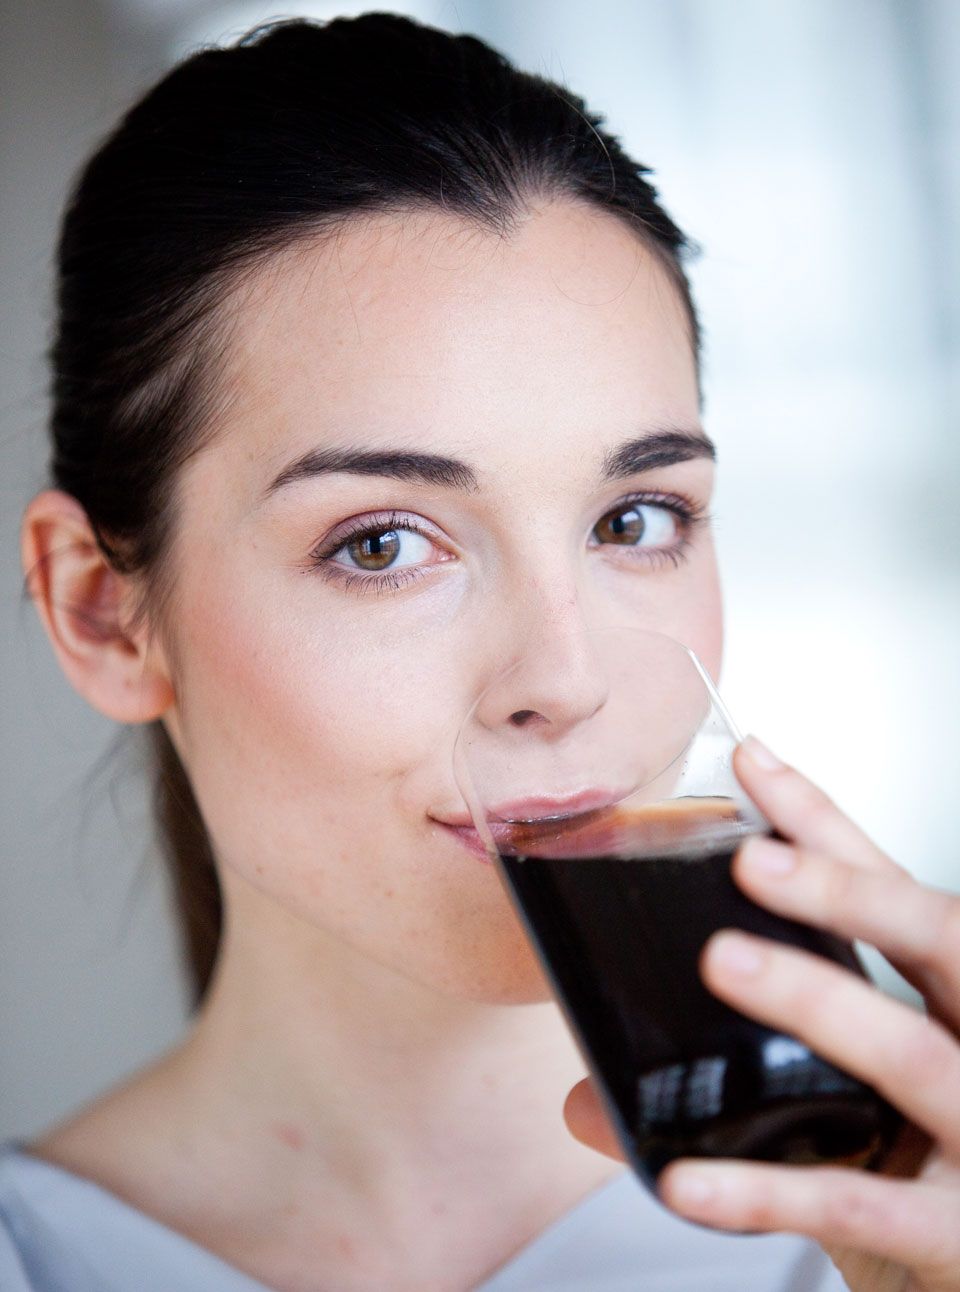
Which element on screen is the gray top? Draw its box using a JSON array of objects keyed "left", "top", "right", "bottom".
[{"left": 0, "top": 1139, "right": 847, "bottom": 1290}]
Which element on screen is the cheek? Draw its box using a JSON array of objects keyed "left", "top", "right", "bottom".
[
  {"left": 686, "top": 574, "right": 724, "bottom": 685},
  {"left": 169, "top": 583, "right": 556, "bottom": 1003},
  {"left": 618, "top": 542, "right": 724, "bottom": 682},
  {"left": 675, "top": 534, "right": 724, "bottom": 676},
  {"left": 175, "top": 604, "right": 437, "bottom": 868}
]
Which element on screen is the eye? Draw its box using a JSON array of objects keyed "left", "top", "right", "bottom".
[
  {"left": 592, "top": 500, "right": 681, "bottom": 547},
  {"left": 306, "top": 510, "right": 453, "bottom": 594},
  {"left": 333, "top": 525, "right": 433, "bottom": 572}
]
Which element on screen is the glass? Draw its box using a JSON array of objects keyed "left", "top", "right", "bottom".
[{"left": 453, "top": 625, "right": 902, "bottom": 1193}]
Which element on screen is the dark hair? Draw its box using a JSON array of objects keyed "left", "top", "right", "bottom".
[{"left": 33, "top": 12, "right": 701, "bottom": 1010}]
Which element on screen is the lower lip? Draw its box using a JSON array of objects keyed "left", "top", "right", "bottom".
[
  {"left": 432, "top": 786, "right": 629, "bottom": 864},
  {"left": 434, "top": 821, "right": 493, "bottom": 863}
]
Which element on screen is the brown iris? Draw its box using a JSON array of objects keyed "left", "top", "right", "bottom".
[
  {"left": 593, "top": 505, "right": 646, "bottom": 545},
  {"left": 347, "top": 530, "right": 401, "bottom": 570}
]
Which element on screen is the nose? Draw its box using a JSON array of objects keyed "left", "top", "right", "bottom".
[{"left": 474, "top": 612, "right": 611, "bottom": 737}]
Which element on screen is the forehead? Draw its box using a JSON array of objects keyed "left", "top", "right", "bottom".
[{"left": 207, "top": 199, "right": 700, "bottom": 498}]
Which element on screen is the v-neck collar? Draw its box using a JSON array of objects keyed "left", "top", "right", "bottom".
[{"left": 0, "top": 1139, "right": 631, "bottom": 1291}]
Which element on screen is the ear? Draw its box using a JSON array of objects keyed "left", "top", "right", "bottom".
[{"left": 20, "top": 489, "right": 176, "bottom": 724}]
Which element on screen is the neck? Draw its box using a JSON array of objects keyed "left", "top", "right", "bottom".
[{"left": 161, "top": 871, "right": 622, "bottom": 1227}]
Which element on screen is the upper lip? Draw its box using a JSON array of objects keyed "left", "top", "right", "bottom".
[{"left": 431, "top": 787, "right": 628, "bottom": 827}]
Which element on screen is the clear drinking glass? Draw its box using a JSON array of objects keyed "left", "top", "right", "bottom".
[{"left": 453, "top": 625, "right": 902, "bottom": 1193}]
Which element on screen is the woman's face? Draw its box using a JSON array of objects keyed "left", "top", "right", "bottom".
[{"left": 160, "top": 199, "right": 722, "bottom": 1003}]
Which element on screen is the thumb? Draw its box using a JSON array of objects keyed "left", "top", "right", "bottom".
[{"left": 563, "top": 1076, "right": 627, "bottom": 1162}]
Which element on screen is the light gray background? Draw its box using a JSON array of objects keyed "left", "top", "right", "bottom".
[{"left": 3, "top": 0, "right": 958, "bottom": 1140}]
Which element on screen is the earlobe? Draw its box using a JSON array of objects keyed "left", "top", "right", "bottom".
[{"left": 20, "top": 488, "right": 176, "bottom": 724}]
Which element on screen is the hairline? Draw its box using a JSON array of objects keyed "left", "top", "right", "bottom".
[{"left": 126, "top": 193, "right": 701, "bottom": 651}]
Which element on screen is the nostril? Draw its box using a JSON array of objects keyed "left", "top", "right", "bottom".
[{"left": 510, "top": 709, "right": 539, "bottom": 727}]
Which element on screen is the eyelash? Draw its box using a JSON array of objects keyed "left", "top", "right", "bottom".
[
  {"left": 306, "top": 494, "right": 710, "bottom": 597},
  {"left": 306, "top": 509, "right": 442, "bottom": 597},
  {"left": 590, "top": 492, "right": 710, "bottom": 571}
]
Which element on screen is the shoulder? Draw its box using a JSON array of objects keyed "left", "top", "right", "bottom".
[
  {"left": 0, "top": 1193, "right": 34, "bottom": 1292},
  {"left": 0, "top": 1134, "right": 178, "bottom": 1292},
  {"left": 0, "top": 1140, "right": 72, "bottom": 1291},
  {"left": 4, "top": 1056, "right": 202, "bottom": 1224},
  {"left": 0, "top": 1137, "right": 274, "bottom": 1292}
]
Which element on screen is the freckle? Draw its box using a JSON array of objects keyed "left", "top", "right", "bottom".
[
  {"left": 272, "top": 1121, "right": 305, "bottom": 1151},
  {"left": 384, "top": 888, "right": 395, "bottom": 898}
]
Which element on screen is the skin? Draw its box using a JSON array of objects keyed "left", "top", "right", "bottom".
[
  {"left": 20, "top": 197, "right": 956, "bottom": 1289},
  {"left": 20, "top": 199, "right": 721, "bottom": 1291}
]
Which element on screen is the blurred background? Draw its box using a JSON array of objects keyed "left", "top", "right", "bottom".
[{"left": 2, "top": 0, "right": 958, "bottom": 1140}]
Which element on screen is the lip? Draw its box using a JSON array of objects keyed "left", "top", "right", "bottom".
[
  {"left": 433, "top": 821, "right": 494, "bottom": 863},
  {"left": 489, "top": 787, "right": 630, "bottom": 822},
  {"left": 430, "top": 786, "right": 630, "bottom": 864},
  {"left": 431, "top": 787, "right": 630, "bottom": 829}
]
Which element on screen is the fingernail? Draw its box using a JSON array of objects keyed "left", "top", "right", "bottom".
[
  {"left": 743, "top": 836, "right": 796, "bottom": 876},
  {"left": 740, "top": 734, "right": 784, "bottom": 771},
  {"left": 669, "top": 1169, "right": 720, "bottom": 1211},
  {"left": 710, "top": 931, "right": 764, "bottom": 976}
]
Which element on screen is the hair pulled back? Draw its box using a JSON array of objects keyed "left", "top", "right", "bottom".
[{"left": 41, "top": 12, "right": 701, "bottom": 1009}]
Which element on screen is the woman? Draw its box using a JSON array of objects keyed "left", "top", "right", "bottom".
[{"left": 7, "top": 13, "right": 957, "bottom": 1291}]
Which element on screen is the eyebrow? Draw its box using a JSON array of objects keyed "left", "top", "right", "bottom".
[
  {"left": 261, "top": 428, "right": 716, "bottom": 502},
  {"left": 600, "top": 429, "right": 716, "bottom": 478},
  {"left": 263, "top": 446, "right": 478, "bottom": 499}
]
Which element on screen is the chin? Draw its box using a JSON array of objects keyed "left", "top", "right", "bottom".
[
  {"left": 422, "top": 920, "right": 561, "bottom": 1006},
  {"left": 450, "top": 969, "right": 557, "bottom": 1008}
]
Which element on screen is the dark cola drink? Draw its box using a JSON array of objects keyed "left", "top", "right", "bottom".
[{"left": 498, "top": 795, "right": 903, "bottom": 1189}]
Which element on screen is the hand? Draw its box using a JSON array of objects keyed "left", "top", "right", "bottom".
[{"left": 563, "top": 735, "right": 960, "bottom": 1292}]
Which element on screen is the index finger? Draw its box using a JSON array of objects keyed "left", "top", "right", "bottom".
[{"left": 733, "top": 736, "right": 903, "bottom": 876}]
